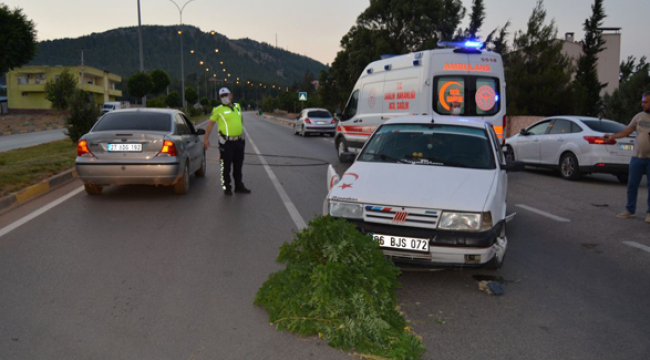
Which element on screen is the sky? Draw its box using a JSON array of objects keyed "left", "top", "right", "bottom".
[{"left": 5, "top": 0, "right": 649, "bottom": 66}]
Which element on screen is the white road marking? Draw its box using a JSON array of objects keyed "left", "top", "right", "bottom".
[
  {"left": 623, "top": 241, "right": 650, "bottom": 254},
  {"left": 244, "top": 129, "right": 307, "bottom": 231},
  {"left": 515, "top": 204, "right": 571, "bottom": 222},
  {"left": 0, "top": 186, "right": 84, "bottom": 239}
]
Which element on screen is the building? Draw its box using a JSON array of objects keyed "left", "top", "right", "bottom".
[
  {"left": 6, "top": 65, "right": 122, "bottom": 112},
  {"left": 561, "top": 28, "right": 621, "bottom": 96}
]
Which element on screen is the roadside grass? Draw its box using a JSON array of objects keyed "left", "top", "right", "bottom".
[{"left": 0, "top": 140, "right": 76, "bottom": 197}]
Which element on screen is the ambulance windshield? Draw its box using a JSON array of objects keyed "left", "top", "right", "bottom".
[{"left": 435, "top": 76, "right": 500, "bottom": 116}]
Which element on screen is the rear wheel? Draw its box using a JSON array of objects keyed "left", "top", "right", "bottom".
[
  {"left": 84, "top": 184, "right": 103, "bottom": 196},
  {"left": 616, "top": 174, "right": 628, "bottom": 184},
  {"left": 301, "top": 125, "right": 307, "bottom": 137},
  {"left": 195, "top": 151, "right": 206, "bottom": 177},
  {"left": 336, "top": 138, "right": 352, "bottom": 163},
  {"left": 560, "top": 153, "right": 581, "bottom": 180},
  {"left": 174, "top": 163, "right": 190, "bottom": 195},
  {"left": 504, "top": 145, "right": 515, "bottom": 162}
]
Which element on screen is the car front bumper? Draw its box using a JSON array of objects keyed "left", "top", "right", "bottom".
[
  {"left": 76, "top": 161, "right": 182, "bottom": 186},
  {"left": 344, "top": 219, "right": 506, "bottom": 268}
]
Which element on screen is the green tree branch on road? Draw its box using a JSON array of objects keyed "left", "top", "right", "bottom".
[
  {"left": 44, "top": 68, "right": 77, "bottom": 111},
  {"left": 0, "top": 3, "right": 37, "bottom": 75},
  {"left": 573, "top": 0, "right": 607, "bottom": 116}
]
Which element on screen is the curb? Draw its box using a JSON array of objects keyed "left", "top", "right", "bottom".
[
  {"left": 0, "top": 125, "right": 66, "bottom": 136},
  {"left": 0, "top": 168, "right": 78, "bottom": 215},
  {"left": 261, "top": 114, "right": 295, "bottom": 128}
]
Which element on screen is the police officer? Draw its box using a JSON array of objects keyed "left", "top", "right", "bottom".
[{"left": 204, "top": 87, "right": 251, "bottom": 196}]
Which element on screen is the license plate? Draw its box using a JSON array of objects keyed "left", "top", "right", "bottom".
[
  {"left": 317, "top": 121, "right": 326, "bottom": 125},
  {"left": 619, "top": 144, "right": 634, "bottom": 151},
  {"left": 372, "top": 233, "right": 429, "bottom": 253},
  {"left": 108, "top": 143, "right": 142, "bottom": 152}
]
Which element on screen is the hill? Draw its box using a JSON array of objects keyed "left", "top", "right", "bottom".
[{"left": 28, "top": 25, "right": 326, "bottom": 98}]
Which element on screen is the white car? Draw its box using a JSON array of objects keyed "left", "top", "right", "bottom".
[
  {"left": 293, "top": 108, "right": 336, "bottom": 136},
  {"left": 504, "top": 116, "right": 634, "bottom": 182},
  {"left": 325, "top": 116, "right": 522, "bottom": 269}
]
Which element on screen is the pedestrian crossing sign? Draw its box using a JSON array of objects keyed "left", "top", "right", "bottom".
[{"left": 299, "top": 92, "right": 308, "bottom": 102}]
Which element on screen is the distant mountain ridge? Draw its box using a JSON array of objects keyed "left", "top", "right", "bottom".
[{"left": 29, "top": 25, "right": 326, "bottom": 91}]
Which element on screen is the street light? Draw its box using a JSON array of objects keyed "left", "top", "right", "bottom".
[{"left": 166, "top": 0, "right": 201, "bottom": 109}]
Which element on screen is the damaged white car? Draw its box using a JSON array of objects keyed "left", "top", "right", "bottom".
[{"left": 324, "top": 116, "right": 522, "bottom": 269}]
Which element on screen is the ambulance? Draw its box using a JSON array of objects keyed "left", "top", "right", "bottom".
[{"left": 335, "top": 41, "right": 506, "bottom": 162}]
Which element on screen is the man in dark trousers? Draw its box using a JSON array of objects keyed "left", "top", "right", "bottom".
[
  {"left": 604, "top": 91, "right": 650, "bottom": 223},
  {"left": 204, "top": 87, "right": 251, "bottom": 196}
]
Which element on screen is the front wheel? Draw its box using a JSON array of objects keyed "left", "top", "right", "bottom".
[
  {"left": 504, "top": 145, "right": 515, "bottom": 162},
  {"left": 195, "top": 151, "right": 206, "bottom": 177},
  {"left": 84, "top": 184, "right": 103, "bottom": 196},
  {"left": 174, "top": 163, "right": 190, "bottom": 195},
  {"left": 336, "top": 138, "right": 352, "bottom": 163},
  {"left": 560, "top": 153, "right": 581, "bottom": 180}
]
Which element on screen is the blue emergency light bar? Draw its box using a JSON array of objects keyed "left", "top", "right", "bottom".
[{"left": 437, "top": 40, "right": 485, "bottom": 50}]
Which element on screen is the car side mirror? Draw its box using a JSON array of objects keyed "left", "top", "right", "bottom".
[
  {"left": 196, "top": 129, "right": 206, "bottom": 135},
  {"left": 504, "top": 160, "right": 525, "bottom": 172},
  {"left": 519, "top": 129, "right": 528, "bottom": 136},
  {"left": 340, "top": 152, "right": 356, "bottom": 163}
]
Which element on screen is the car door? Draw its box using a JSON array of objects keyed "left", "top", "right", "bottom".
[
  {"left": 174, "top": 114, "right": 194, "bottom": 169},
  {"left": 517, "top": 120, "right": 552, "bottom": 163},
  {"left": 182, "top": 114, "right": 202, "bottom": 170},
  {"left": 539, "top": 119, "right": 574, "bottom": 164}
]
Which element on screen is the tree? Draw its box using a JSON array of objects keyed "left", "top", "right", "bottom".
[
  {"left": 165, "top": 91, "right": 181, "bottom": 108},
  {"left": 573, "top": 0, "right": 607, "bottom": 116},
  {"left": 602, "top": 56, "right": 649, "bottom": 124},
  {"left": 150, "top": 69, "right": 171, "bottom": 95},
  {"left": 0, "top": 4, "right": 37, "bottom": 74},
  {"left": 503, "top": 0, "right": 574, "bottom": 116},
  {"left": 455, "top": 0, "right": 485, "bottom": 41},
  {"left": 65, "top": 90, "right": 100, "bottom": 143},
  {"left": 325, "top": 0, "right": 465, "bottom": 105},
  {"left": 44, "top": 68, "right": 77, "bottom": 110},
  {"left": 485, "top": 21, "right": 510, "bottom": 55},
  {"left": 185, "top": 87, "right": 198, "bottom": 104},
  {"left": 126, "top": 72, "right": 153, "bottom": 103}
]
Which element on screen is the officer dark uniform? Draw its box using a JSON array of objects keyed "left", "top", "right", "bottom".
[{"left": 204, "top": 87, "right": 251, "bottom": 196}]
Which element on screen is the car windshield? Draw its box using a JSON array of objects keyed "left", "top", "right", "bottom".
[
  {"left": 93, "top": 112, "right": 172, "bottom": 132},
  {"left": 307, "top": 110, "right": 331, "bottom": 118},
  {"left": 103, "top": 104, "right": 114, "bottom": 109},
  {"left": 581, "top": 119, "right": 627, "bottom": 133},
  {"left": 358, "top": 123, "right": 495, "bottom": 169}
]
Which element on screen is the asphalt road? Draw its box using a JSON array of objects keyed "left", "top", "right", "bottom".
[
  {"left": 0, "top": 112, "right": 648, "bottom": 360},
  {"left": 0, "top": 129, "right": 68, "bottom": 152}
]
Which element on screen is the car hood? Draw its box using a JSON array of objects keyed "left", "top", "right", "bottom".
[{"left": 328, "top": 162, "right": 497, "bottom": 212}]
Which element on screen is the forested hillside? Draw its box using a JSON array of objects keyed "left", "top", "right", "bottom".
[{"left": 29, "top": 25, "right": 325, "bottom": 91}]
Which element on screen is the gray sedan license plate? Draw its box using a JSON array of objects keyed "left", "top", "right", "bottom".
[
  {"left": 317, "top": 121, "right": 326, "bottom": 125},
  {"left": 619, "top": 144, "right": 634, "bottom": 151},
  {"left": 108, "top": 143, "right": 142, "bottom": 152},
  {"left": 372, "top": 233, "right": 429, "bottom": 252}
]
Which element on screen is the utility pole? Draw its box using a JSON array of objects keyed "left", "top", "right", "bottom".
[
  {"left": 78, "top": 47, "right": 89, "bottom": 91},
  {"left": 137, "top": 0, "right": 146, "bottom": 106}
]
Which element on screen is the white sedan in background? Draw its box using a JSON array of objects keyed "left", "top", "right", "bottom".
[{"left": 504, "top": 116, "right": 635, "bottom": 183}]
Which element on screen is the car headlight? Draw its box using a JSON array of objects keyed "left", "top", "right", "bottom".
[
  {"left": 329, "top": 202, "right": 363, "bottom": 219},
  {"left": 438, "top": 212, "right": 487, "bottom": 231}
]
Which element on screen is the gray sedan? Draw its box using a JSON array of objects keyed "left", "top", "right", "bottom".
[{"left": 75, "top": 109, "right": 206, "bottom": 195}]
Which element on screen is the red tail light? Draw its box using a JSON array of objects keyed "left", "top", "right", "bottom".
[
  {"left": 331, "top": 118, "right": 336, "bottom": 124},
  {"left": 584, "top": 136, "right": 616, "bottom": 145},
  {"left": 159, "top": 140, "right": 177, "bottom": 156},
  {"left": 77, "top": 140, "right": 92, "bottom": 157},
  {"left": 304, "top": 118, "right": 311, "bottom": 124}
]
